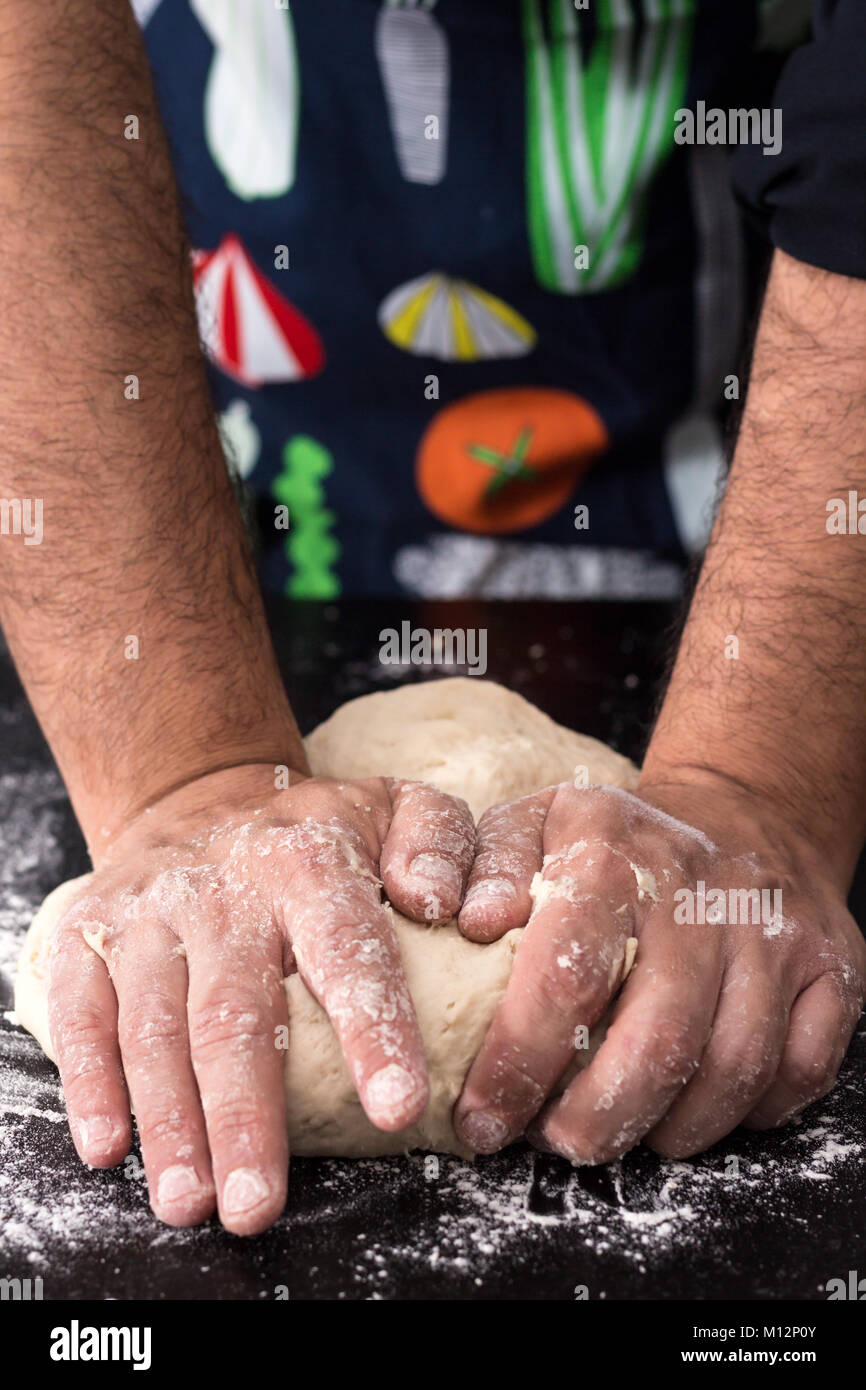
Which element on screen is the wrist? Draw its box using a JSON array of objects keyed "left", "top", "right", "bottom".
[
  {"left": 638, "top": 753, "right": 859, "bottom": 893},
  {"left": 88, "top": 752, "right": 310, "bottom": 867},
  {"left": 75, "top": 716, "right": 310, "bottom": 857}
]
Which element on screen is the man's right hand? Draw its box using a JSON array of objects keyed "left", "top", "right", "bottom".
[{"left": 46, "top": 765, "right": 474, "bottom": 1235}]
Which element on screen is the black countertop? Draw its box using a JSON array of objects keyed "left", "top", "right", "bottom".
[{"left": 1, "top": 599, "right": 863, "bottom": 1301}]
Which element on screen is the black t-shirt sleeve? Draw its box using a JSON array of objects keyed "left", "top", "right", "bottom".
[{"left": 732, "top": 0, "right": 866, "bottom": 279}]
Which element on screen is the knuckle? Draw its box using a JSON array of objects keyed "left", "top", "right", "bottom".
[
  {"left": 640, "top": 1016, "right": 702, "bottom": 1087},
  {"left": 526, "top": 955, "right": 606, "bottom": 1023},
  {"left": 475, "top": 801, "right": 515, "bottom": 837},
  {"left": 493, "top": 1046, "right": 549, "bottom": 1105},
  {"left": 118, "top": 998, "right": 186, "bottom": 1060},
  {"left": 523, "top": 963, "right": 573, "bottom": 1018},
  {"left": 190, "top": 993, "right": 273, "bottom": 1056},
  {"left": 267, "top": 820, "right": 371, "bottom": 892},
  {"left": 201, "top": 1100, "right": 268, "bottom": 1151},
  {"left": 142, "top": 1111, "right": 196, "bottom": 1151},
  {"left": 327, "top": 974, "right": 412, "bottom": 1053},
  {"left": 717, "top": 1017, "right": 783, "bottom": 1100},
  {"left": 779, "top": 1048, "right": 839, "bottom": 1101},
  {"left": 50, "top": 1002, "right": 113, "bottom": 1074},
  {"left": 312, "top": 920, "right": 400, "bottom": 988},
  {"left": 825, "top": 959, "right": 865, "bottom": 1013},
  {"left": 717, "top": 1030, "right": 781, "bottom": 1097},
  {"left": 477, "top": 792, "right": 546, "bottom": 841},
  {"left": 395, "top": 824, "right": 475, "bottom": 880},
  {"left": 57, "top": 896, "right": 110, "bottom": 938}
]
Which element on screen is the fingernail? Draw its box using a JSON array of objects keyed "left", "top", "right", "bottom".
[
  {"left": 463, "top": 878, "right": 517, "bottom": 909},
  {"left": 365, "top": 1063, "right": 425, "bottom": 1126},
  {"left": 78, "top": 1115, "right": 119, "bottom": 1157},
  {"left": 222, "top": 1167, "right": 271, "bottom": 1216},
  {"left": 459, "top": 1110, "right": 510, "bottom": 1154},
  {"left": 407, "top": 854, "right": 461, "bottom": 896},
  {"left": 157, "top": 1165, "right": 203, "bottom": 1206}
]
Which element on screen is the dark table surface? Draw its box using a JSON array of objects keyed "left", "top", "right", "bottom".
[{"left": 1, "top": 599, "right": 863, "bottom": 1301}]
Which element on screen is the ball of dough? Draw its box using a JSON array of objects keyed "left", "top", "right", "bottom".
[
  {"left": 15, "top": 678, "right": 639, "bottom": 1157},
  {"left": 307, "top": 676, "right": 638, "bottom": 822}
]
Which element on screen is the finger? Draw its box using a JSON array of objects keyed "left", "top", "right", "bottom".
[
  {"left": 186, "top": 918, "right": 289, "bottom": 1237},
  {"left": 454, "top": 844, "right": 635, "bottom": 1153},
  {"left": 287, "top": 827, "right": 428, "bottom": 1132},
  {"left": 646, "top": 963, "right": 789, "bottom": 1159},
  {"left": 531, "top": 919, "right": 720, "bottom": 1165},
  {"left": 47, "top": 913, "right": 131, "bottom": 1168},
  {"left": 458, "top": 790, "right": 554, "bottom": 942},
  {"left": 381, "top": 779, "right": 475, "bottom": 924},
  {"left": 743, "top": 973, "right": 861, "bottom": 1130},
  {"left": 112, "top": 923, "right": 216, "bottom": 1227}
]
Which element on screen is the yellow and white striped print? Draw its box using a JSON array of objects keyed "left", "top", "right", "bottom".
[{"left": 378, "top": 272, "right": 537, "bottom": 361}]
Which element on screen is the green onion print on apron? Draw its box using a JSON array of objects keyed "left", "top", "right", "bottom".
[
  {"left": 375, "top": 0, "right": 449, "bottom": 185},
  {"left": 273, "top": 436, "right": 341, "bottom": 599},
  {"left": 524, "top": 0, "right": 694, "bottom": 293}
]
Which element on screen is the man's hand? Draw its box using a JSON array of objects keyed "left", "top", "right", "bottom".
[
  {"left": 453, "top": 781, "right": 865, "bottom": 1161},
  {"left": 47, "top": 766, "right": 474, "bottom": 1235},
  {"left": 455, "top": 247, "right": 866, "bottom": 1163}
]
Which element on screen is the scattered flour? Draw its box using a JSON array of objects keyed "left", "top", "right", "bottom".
[{"left": 0, "top": 746, "right": 864, "bottom": 1298}]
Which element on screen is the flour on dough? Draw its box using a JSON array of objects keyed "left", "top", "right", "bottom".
[{"left": 15, "top": 678, "right": 639, "bottom": 1158}]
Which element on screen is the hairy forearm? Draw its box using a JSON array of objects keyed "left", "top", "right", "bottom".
[
  {"left": 0, "top": 2, "right": 306, "bottom": 848},
  {"left": 643, "top": 249, "right": 866, "bottom": 885}
]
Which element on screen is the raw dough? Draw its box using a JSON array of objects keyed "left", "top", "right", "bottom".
[
  {"left": 306, "top": 676, "right": 638, "bottom": 822},
  {"left": 15, "top": 678, "right": 639, "bottom": 1157}
]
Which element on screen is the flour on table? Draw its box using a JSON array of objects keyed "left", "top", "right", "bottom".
[{"left": 14, "top": 678, "right": 639, "bottom": 1158}]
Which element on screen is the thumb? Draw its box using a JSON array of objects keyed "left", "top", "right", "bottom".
[{"left": 381, "top": 779, "right": 475, "bottom": 924}]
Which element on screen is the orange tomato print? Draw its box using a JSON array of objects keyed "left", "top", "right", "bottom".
[{"left": 416, "top": 388, "right": 609, "bottom": 535}]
